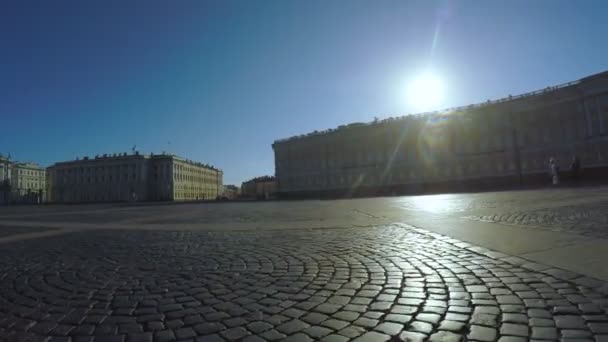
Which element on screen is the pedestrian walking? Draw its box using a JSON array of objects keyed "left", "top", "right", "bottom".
[
  {"left": 570, "top": 156, "right": 581, "bottom": 181},
  {"left": 549, "top": 157, "right": 559, "bottom": 185}
]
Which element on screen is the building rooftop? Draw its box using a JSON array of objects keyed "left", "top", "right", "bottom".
[
  {"left": 12, "top": 162, "right": 45, "bottom": 169},
  {"left": 242, "top": 175, "right": 276, "bottom": 184},
  {"left": 273, "top": 70, "right": 608, "bottom": 145},
  {"left": 0, "top": 154, "right": 44, "bottom": 168},
  {"left": 51, "top": 152, "right": 221, "bottom": 171}
]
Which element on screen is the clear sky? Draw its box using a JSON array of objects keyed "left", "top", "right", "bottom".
[{"left": 1, "top": 0, "right": 607, "bottom": 185}]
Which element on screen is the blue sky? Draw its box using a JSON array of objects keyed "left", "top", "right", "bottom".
[{"left": 1, "top": 0, "right": 607, "bottom": 185}]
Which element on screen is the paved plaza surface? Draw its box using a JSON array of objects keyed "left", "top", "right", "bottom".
[{"left": 1, "top": 187, "right": 608, "bottom": 341}]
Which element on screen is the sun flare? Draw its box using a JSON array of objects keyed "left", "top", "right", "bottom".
[{"left": 406, "top": 72, "right": 445, "bottom": 112}]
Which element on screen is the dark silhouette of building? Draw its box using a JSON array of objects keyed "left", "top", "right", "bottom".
[
  {"left": 241, "top": 176, "right": 277, "bottom": 200},
  {"left": 273, "top": 71, "right": 608, "bottom": 198}
]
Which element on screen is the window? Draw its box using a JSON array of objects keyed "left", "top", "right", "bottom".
[{"left": 597, "top": 95, "right": 608, "bottom": 135}]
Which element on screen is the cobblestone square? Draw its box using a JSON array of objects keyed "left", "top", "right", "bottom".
[{"left": 1, "top": 187, "right": 608, "bottom": 341}]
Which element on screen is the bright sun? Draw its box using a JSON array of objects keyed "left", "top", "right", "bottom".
[{"left": 406, "top": 72, "right": 445, "bottom": 112}]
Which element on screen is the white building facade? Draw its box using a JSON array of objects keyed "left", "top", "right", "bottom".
[{"left": 0, "top": 156, "right": 46, "bottom": 204}]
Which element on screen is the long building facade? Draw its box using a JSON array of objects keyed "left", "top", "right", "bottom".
[
  {"left": 47, "top": 153, "right": 222, "bottom": 203},
  {"left": 273, "top": 71, "right": 608, "bottom": 198}
]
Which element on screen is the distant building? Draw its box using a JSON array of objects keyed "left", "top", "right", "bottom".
[
  {"left": 47, "top": 152, "right": 223, "bottom": 203},
  {"left": 0, "top": 155, "right": 9, "bottom": 183},
  {"left": 241, "top": 176, "right": 277, "bottom": 200},
  {"left": 0, "top": 155, "right": 11, "bottom": 204},
  {"left": 11, "top": 162, "right": 47, "bottom": 203},
  {"left": 222, "top": 185, "right": 239, "bottom": 200},
  {"left": 273, "top": 70, "right": 608, "bottom": 198},
  {"left": 0, "top": 155, "right": 46, "bottom": 204}
]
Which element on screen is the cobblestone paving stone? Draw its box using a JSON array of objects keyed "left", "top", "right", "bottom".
[
  {"left": 464, "top": 201, "right": 608, "bottom": 238},
  {"left": 1, "top": 224, "right": 608, "bottom": 341},
  {"left": 0, "top": 226, "right": 54, "bottom": 238}
]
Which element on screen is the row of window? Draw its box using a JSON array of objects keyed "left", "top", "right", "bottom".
[
  {"left": 55, "top": 173, "right": 219, "bottom": 186},
  {"left": 278, "top": 120, "right": 598, "bottom": 171},
  {"left": 55, "top": 191, "right": 136, "bottom": 202},
  {"left": 17, "top": 181, "right": 44, "bottom": 190},
  {"left": 16, "top": 169, "right": 44, "bottom": 176},
  {"left": 58, "top": 173, "right": 140, "bottom": 185},
  {"left": 283, "top": 147, "right": 608, "bottom": 190},
  {"left": 174, "top": 191, "right": 217, "bottom": 200},
  {"left": 173, "top": 163, "right": 215, "bottom": 174},
  {"left": 54, "top": 190, "right": 221, "bottom": 202},
  {"left": 175, "top": 185, "right": 217, "bottom": 190},
  {"left": 286, "top": 165, "right": 506, "bottom": 188},
  {"left": 55, "top": 163, "right": 220, "bottom": 186},
  {"left": 174, "top": 174, "right": 218, "bottom": 183},
  {"left": 57, "top": 162, "right": 217, "bottom": 176},
  {"left": 63, "top": 164, "right": 138, "bottom": 173},
  {"left": 173, "top": 163, "right": 218, "bottom": 183}
]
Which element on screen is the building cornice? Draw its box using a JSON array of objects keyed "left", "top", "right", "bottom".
[{"left": 273, "top": 70, "right": 608, "bottom": 146}]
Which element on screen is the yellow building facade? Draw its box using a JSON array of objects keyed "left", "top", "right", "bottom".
[
  {"left": 47, "top": 153, "right": 222, "bottom": 203},
  {"left": 172, "top": 158, "right": 223, "bottom": 201}
]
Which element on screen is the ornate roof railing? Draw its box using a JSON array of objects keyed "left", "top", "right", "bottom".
[{"left": 272, "top": 71, "right": 603, "bottom": 145}]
